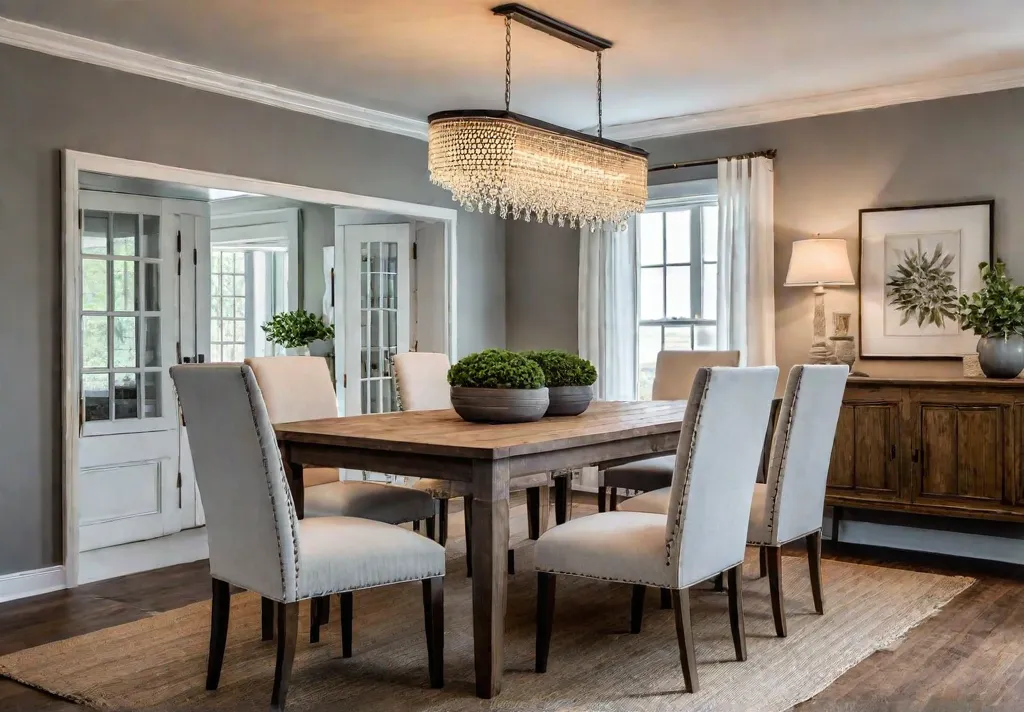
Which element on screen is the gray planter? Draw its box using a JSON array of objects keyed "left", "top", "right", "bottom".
[
  {"left": 450, "top": 387, "right": 549, "bottom": 424},
  {"left": 546, "top": 385, "right": 594, "bottom": 416},
  {"left": 977, "top": 335, "right": 1024, "bottom": 378}
]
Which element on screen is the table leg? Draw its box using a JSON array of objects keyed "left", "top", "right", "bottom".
[
  {"left": 470, "top": 459, "right": 510, "bottom": 699},
  {"left": 280, "top": 445, "right": 305, "bottom": 520}
]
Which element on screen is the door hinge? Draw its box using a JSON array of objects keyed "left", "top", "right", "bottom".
[
  {"left": 78, "top": 210, "right": 83, "bottom": 230},
  {"left": 193, "top": 247, "right": 197, "bottom": 266},
  {"left": 176, "top": 472, "right": 183, "bottom": 508},
  {"left": 343, "top": 373, "right": 347, "bottom": 388},
  {"left": 412, "top": 242, "right": 417, "bottom": 260},
  {"left": 176, "top": 230, "right": 182, "bottom": 253}
]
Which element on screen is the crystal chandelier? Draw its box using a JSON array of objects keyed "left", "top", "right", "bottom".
[{"left": 428, "top": 4, "right": 648, "bottom": 230}]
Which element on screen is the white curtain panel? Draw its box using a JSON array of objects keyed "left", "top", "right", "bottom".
[
  {"left": 717, "top": 156, "right": 776, "bottom": 366},
  {"left": 578, "top": 221, "right": 638, "bottom": 401},
  {"left": 578, "top": 222, "right": 638, "bottom": 491}
]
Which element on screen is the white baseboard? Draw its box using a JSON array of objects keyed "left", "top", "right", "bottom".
[
  {"left": 0, "top": 565, "right": 66, "bottom": 603},
  {"left": 78, "top": 527, "right": 209, "bottom": 585},
  {"left": 824, "top": 516, "right": 1024, "bottom": 566}
]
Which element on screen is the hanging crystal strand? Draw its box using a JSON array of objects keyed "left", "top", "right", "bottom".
[
  {"left": 596, "top": 51, "right": 603, "bottom": 138},
  {"left": 505, "top": 16, "right": 512, "bottom": 112}
]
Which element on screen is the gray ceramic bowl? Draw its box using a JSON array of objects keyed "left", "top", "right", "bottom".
[{"left": 450, "top": 387, "right": 549, "bottom": 424}]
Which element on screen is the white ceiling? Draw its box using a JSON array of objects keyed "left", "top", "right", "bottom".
[{"left": 4, "top": 0, "right": 1024, "bottom": 139}]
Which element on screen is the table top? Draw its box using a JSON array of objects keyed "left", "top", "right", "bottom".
[{"left": 275, "top": 400, "right": 688, "bottom": 460}]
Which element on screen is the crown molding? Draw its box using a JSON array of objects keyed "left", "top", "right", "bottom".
[
  {"left": 0, "top": 16, "right": 429, "bottom": 140},
  {"left": 601, "top": 65, "right": 1024, "bottom": 142}
]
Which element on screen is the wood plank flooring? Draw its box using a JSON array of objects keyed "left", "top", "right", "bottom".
[{"left": 2, "top": 494, "right": 1024, "bottom": 710}]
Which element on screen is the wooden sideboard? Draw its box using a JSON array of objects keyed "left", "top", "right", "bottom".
[{"left": 827, "top": 376, "right": 1024, "bottom": 533}]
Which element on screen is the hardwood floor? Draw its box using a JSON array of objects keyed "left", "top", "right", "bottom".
[{"left": 2, "top": 495, "right": 1024, "bottom": 710}]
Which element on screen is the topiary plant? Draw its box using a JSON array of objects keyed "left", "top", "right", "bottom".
[
  {"left": 521, "top": 350, "right": 597, "bottom": 387},
  {"left": 958, "top": 261, "right": 1024, "bottom": 339},
  {"left": 447, "top": 349, "right": 545, "bottom": 390},
  {"left": 261, "top": 309, "right": 335, "bottom": 349}
]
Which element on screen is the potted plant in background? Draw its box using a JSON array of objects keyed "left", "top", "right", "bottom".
[
  {"left": 522, "top": 350, "right": 597, "bottom": 416},
  {"left": 261, "top": 309, "right": 335, "bottom": 357},
  {"left": 447, "top": 349, "right": 548, "bottom": 423},
  {"left": 958, "top": 261, "right": 1024, "bottom": 378}
]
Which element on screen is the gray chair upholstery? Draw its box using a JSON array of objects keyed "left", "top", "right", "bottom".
[
  {"left": 170, "top": 364, "right": 445, "bottom": 707},
  {"left": 601, "top": 350, "right": 741, "bottom": 510},
  {"left": 619, "top": 364, "right": 849, "bottom": 638},
  {"left": 533, "top": 366, "right": 778, "bottom": 693}
]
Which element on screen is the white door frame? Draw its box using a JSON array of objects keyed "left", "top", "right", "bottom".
[{"left": 62, "top": 149, "right": 459, "bottom": 586}]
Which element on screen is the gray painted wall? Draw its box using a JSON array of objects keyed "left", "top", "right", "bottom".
[
  {"left": 0, "top": 44, "right": 504, "bottom": 575},
  {"left": 507, "top": 87, "right": 1024, "bottom": 381}
]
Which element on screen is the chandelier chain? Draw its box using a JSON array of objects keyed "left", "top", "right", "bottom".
[
  {"left": 505, "top": 16, "right": 512, "bottom": 111},
  {"left": 596, "top": 50, "right": 603, "bottom": 138}
]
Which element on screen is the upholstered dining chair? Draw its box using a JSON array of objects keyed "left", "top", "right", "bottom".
[
  {"left": 392, "top": 352, "right": 568, "bottom": 575},
  {"left": 619, "top": 364, "right": 849, "bottom": 638},
  {"left": 599, "top": 349, "right": 741, "bottom": 512},
  {"left": 245, "top": 356, "right": 437, "bottom": 643},
  {"left": 533, "top": 366, "right": 778, "bottom": 693},
  {"left": 170, "top": 364, "right": 445, "bottom": 710}
]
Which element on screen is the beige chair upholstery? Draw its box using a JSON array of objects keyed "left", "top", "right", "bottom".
[
  {"left": 533, "top": 366, "right": 779, "bottom": 691},
  {"left": 602, "top": 350, "right": 741, "bottom": 502},
  {"left": 245, "top": 356, "right": 435, "bottom": 524},
  {"left": 617, "top": 365, "right": 849, "bottom": 639},
  {"left": 170, "top": 364, "right": 446, "bottom": 705}
]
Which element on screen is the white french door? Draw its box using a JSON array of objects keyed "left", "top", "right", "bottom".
[
  {"left": 334, "top": 223, "right": 412, "bottom": 482},
  {"left": 77, "top": 192, "right": 209, "bottom": 551}
]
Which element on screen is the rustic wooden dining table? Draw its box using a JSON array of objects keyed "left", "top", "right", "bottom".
[{"left": 274, "top": 400, "right": 688, "bottom": 699}]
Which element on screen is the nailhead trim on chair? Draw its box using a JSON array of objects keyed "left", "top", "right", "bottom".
[
  {"left": 304, "top": 569, "right": 446, "bottom": 599},
  {"left": 240, "top": 365, "right": 301, "bottom": 601},
  {"left": 665, "top": 370, "right": 711, "bottom": 568},
  {"left": 534, "top": 566, "right": 671, "bottom": 588}
]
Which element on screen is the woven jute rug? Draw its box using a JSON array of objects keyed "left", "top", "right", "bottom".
[{"left": 0, "top": 504, "right": 973, "bottom": 711}]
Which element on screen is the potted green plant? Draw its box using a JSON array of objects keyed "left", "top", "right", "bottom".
[
  {"left": 522, "top": 350, "right": 597, "bottom": 416},
  {"left": 447, "top": 349, "right": 548, "bottom": 423},
  {"left": 958, "top": 261, "right": 1024, "bottom": 378},
  {"left": 261, "top": 309, "right": 335, "bottom": 357}
]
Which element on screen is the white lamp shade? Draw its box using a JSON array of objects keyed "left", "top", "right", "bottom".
[{"left": 785, "top": 238, "right": 856, "bottom": 287}]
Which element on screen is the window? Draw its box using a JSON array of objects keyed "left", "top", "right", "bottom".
[
  {"left": 637, "top": 200, "right": 718, "bottom": 400},
  {"left": 210, "top": 248, "right": 288, "bottom": 362}
]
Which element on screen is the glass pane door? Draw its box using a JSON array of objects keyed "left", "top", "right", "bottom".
[{"left": 359, "top": 240, "right": 401, "bottom": 415}]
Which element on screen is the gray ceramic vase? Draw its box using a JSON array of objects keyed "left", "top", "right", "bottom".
[
  {"left": 546, "top": 385, "right": 594, "bottom": 416},
  {"left": 977, "top": 335, "right": 1024, "bottom": 379},
  {"left": 450, "top": 387, "right": 549, "bottom": 424}
]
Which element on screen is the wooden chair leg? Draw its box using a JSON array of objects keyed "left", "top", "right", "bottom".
[
  {"left": 597, "top": 485, "right": 607, "bottom": 513},
  {"left": 526, "top": 487, "right": 541, "bottom": 540},
  {"left": 671, "top": 588, "right": 699, "bottom": 693},
  {"left": 609, "top": 488, "right": 619, "bottom": 510},
  {"left": 422, "top": 577, "right": 444, "bottom": 689},
  {"left": 425, "top": 512, "right": 436, "bottom": 542},
  {"left": 765, "top": 545, "right": 787, "bottom": 637},
  {"left": 339, "top": 591, "right": 353, "bottom": 658},
  {"left": 726, "top": 564, "right": 747, "bottom": 661},
  {"left": 554, "top": 476, "right": 569, "bottom": 525},
  {"left": 536, "top": 572, "right": 556, "bottom": 673},
  {"left": 319, "top": 595, "right": 330, "bottom": 626},
  {"left": 806, "top": 530, "right": 825, "bottom": 614},
  {"left": 206, "top": 578, "right": 230, "bottom": 690},
  {"left": 758, "top": 545, "right": 768, "bottom": 578},
  {"left": 271, "top": 601, "right": 299, "bottom": 711},
  {"left": 412, "top": 519, "right": 421, "bottom": 533},
  {"left": 437, "top": 499, "right": 450, "bottom": 546},
  {"left": 261, "top": 596, "right": 274, "bottom": 642},
  {"left": 464, "top": 495, "right": 473, "bottom": 578},
  {"left": 508, "top": 548, "right": 516, "bottom": 575},
  {"left": 660, "top": 587, "right": 672, "bottom": 610},
  {"left": 630, "top": 584, "right": 646, "bottom": 634},
  {"left": 713, "top": 573, "right": 725, "bottom": 591},
  {"left": 309, "top": 598, "right": 320, "bottom": 644}
]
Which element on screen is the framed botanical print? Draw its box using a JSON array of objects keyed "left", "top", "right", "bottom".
[{"left": 859, "top": 200, "right": 993, "bottom": 359}]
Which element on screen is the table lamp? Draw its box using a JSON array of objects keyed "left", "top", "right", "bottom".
[{"left": 785, "top": 238, "right": 856, "bottom": 364}]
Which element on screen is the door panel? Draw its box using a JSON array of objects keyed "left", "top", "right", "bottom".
[
  {"left": 916, "top": 404, "right": 1006, "bottom": 503},
  {"left": 826, "top": 401, "right": 900, "bottom": 500}
]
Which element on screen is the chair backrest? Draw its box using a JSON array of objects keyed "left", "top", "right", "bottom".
[
  {"left": 665, "top": 365, "right": 778, "bottom": 588},
  {"left": 761, "top": 364, "right": 849, "bottom": 545},
  {"left": 651, "top": 350, "right": 741, "bottom": 400},
  {"left": 393, "top": 352, "right": 452, "bottom": 411},
  {"left": 170, "top": 364, "right": 299, "bottom": 602},
  {"left": 244, "top": 356, "right": 338, "bottom": 423}
]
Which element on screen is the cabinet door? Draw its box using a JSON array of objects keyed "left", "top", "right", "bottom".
[
  {"left": 915, "top": 404, "right": 1007, "bottom": 505},
  {"left": 827, "top": 402, "right": 901, "bottom": 501}
]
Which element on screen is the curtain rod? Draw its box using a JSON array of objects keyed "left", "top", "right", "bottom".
[{"left": 648, "top": 149, "right": 777, "bottom": 173}]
